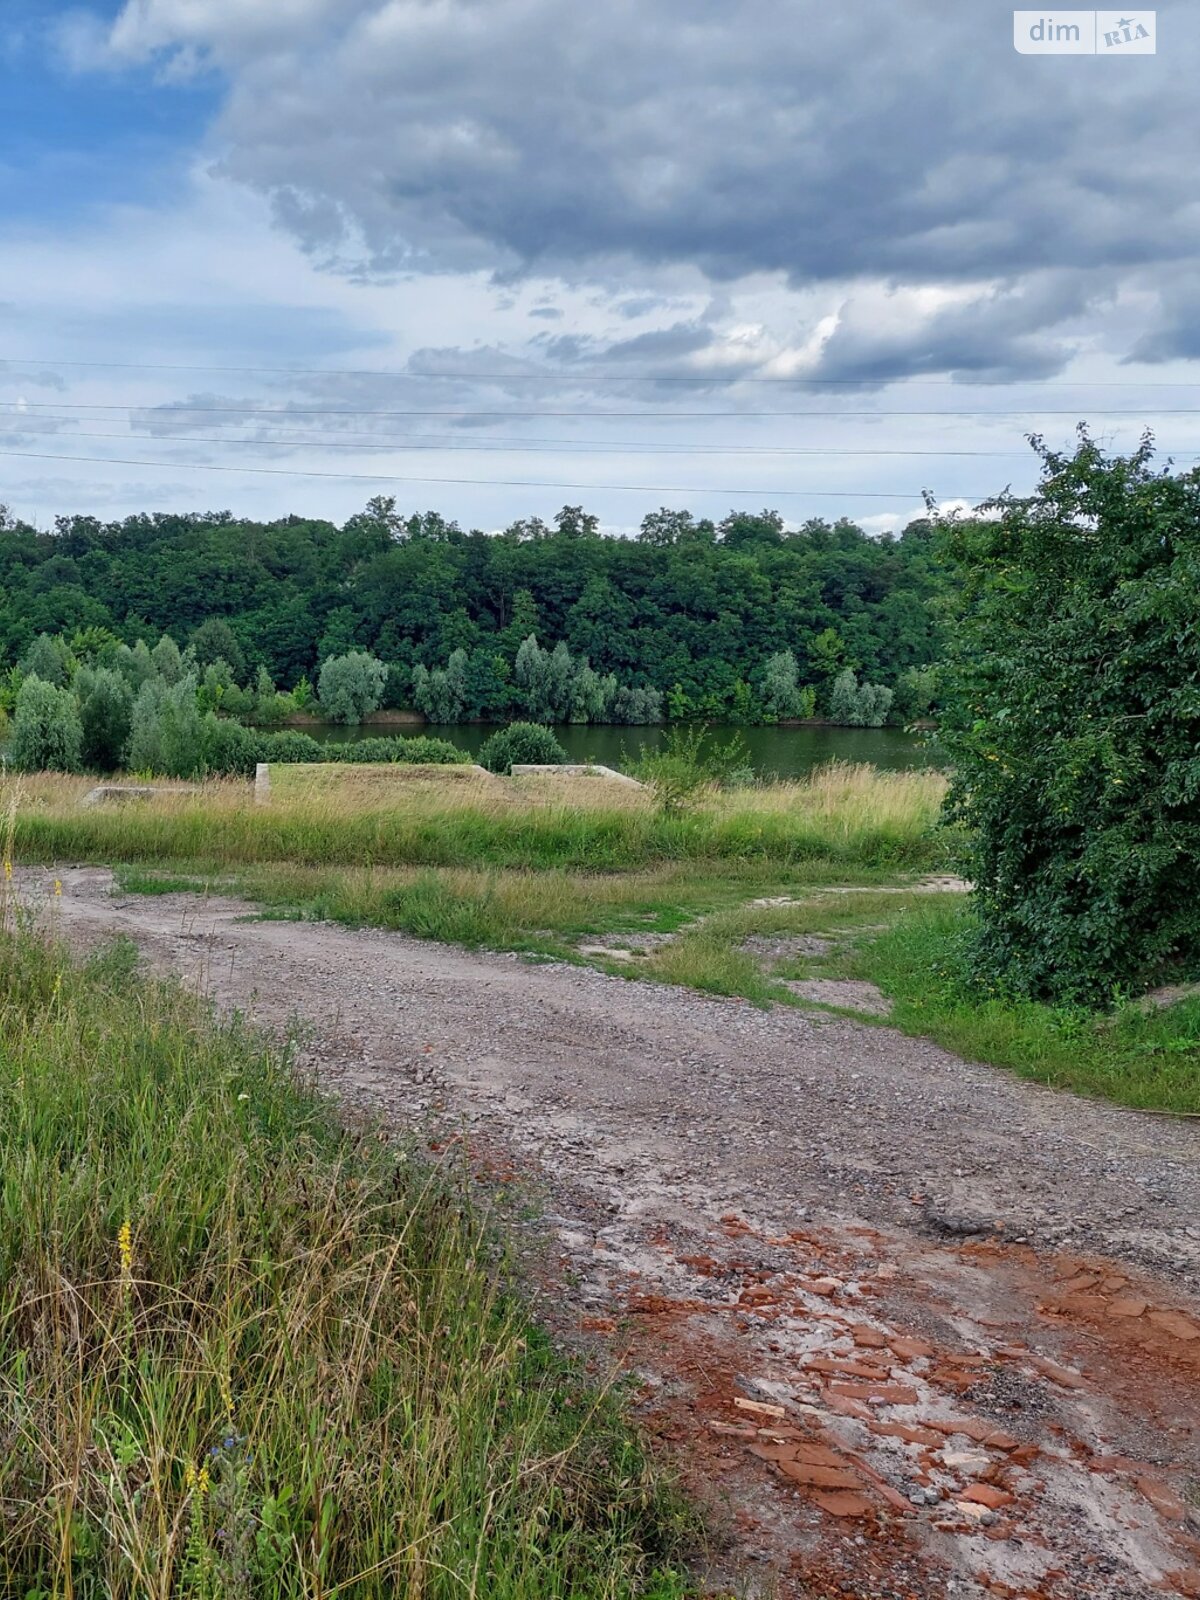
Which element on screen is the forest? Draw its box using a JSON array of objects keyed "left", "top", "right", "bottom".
[{"left": 0, "top": 497, "right": 949, "bottom": 727}]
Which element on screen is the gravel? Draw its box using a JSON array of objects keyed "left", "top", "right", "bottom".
[{"left": 36, "top": 865, "right": 1200, "bottom": 1286}]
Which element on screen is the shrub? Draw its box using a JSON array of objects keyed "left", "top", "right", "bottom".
[
  {"left": 630, "top": 724, "right": 752, "bottom": 813},
  {"left": 939, "top": 432, "right": 1200, "bottom": 1004},
  {"left": 9, "top": 676, "right": 82, "bottom": 772},
  {"left": 328, "top": 736, "right": 469, "bottom": 765},
  {"left": 77, "top": 666, "right": 134, "bottom": 772},
  {"left": 202, "top": 715, "right": 263, "bottom": 778},
  {"left": 478, "top": 721, "right": 569, "bottom": 775},
  {"left": 257, "top": 730, "right": 324, "bottom": 764},
  {"left": 317, "top": 650, "right": 387, "bottom": 725}
]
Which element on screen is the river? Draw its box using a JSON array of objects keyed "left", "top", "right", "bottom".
[{"left": 306, "top": 723, "right": 942, "bottom": 780}]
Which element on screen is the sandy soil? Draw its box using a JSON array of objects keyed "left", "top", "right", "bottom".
[{"left": 26, "top": 866, "right": 1200, "bottom": 1600}]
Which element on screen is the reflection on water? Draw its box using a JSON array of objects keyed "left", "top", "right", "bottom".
[{"left": 307, "top": 723, "right": 942, "bottom": 780}]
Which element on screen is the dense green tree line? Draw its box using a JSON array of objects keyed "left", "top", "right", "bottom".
[{"left": 0, "top": 498, "right": 948, "bottom": 723}]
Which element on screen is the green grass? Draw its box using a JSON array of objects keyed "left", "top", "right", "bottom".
[
  {"left": 114, "top": 858, "right": 904, "bottom": 963},
  {"left": 0, "top": 928, "right": 697, "bottom": 1598},
  {"left": 836, "top": 898, "right": 1200, "bottom": 1114}
]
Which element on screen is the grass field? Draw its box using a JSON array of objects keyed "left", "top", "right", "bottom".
[
  {"left": 0, "top": 920, "right": 695, "bottom": 1598},
  {"left": 4, "top": 762, "right": 951, "bottom": 873},
  {"left": 5, "top": 763, "right": 1198, "bottom": 1113}
]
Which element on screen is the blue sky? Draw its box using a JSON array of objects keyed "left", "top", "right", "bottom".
[
  {"left": 0, "top": 1, "right": 1197, "bottom": 530},
  {"left": 1, "top": 2, "right": 217, "bottom": 221}
]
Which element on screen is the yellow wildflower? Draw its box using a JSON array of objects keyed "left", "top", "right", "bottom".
[
  {"left": 198, "top": 1465, "right": 211, "bottom": 1496},
  {"left": 117, "top": 1219, "right": 134, "bottom": 1276},
  {"left": 184, "top": 1462, "right": 197, "bottom": 1491},
  {"left": 3, "top": 860, "right": 10, "bottom": 881},
  {"left": 54, "top": 879, "right": 62, "bottom": 897},
  {"left": 219, "top": 1371, "right": 235, "bottom": 1421}
]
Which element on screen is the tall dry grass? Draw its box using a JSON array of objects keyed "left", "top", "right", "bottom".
[{"left": 4, "top": 762, "right": 949, "bottom": 874}]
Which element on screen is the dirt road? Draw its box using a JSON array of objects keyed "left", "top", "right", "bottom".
[{"left": 31, "top": 867, "right": 1200, "bottom": 1600}]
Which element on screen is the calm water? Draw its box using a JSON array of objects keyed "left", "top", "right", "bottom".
[{"left": 308, "top": 723, "right": 942, "bottom": 780}]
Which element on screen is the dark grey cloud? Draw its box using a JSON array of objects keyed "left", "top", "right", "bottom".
[
  {"left": 158, "top": 0, "right": 1197, "bottom": 285},
  {"left": 80, "top": 0, "right": 1200, "bottom": 381}
]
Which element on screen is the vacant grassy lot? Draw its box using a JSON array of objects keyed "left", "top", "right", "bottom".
[{"left": 0, "top": 921, "right": 694, "bottom": 1598}]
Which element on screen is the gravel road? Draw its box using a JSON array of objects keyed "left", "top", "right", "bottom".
[{"left": 39, "top": 866, "right": 1200, "bottom": 1283}]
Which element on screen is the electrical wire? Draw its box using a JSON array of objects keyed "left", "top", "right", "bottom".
[{"left": 0, "top": 446, "right": 988, "bottom": 500}]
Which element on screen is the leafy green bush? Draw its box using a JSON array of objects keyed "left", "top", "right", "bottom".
[
  {"left": 939, "top": 432, "right": 1200, "bottom": 1004},
  {"left": 201, "top": 715, "right": 263, "bottom": 778},
  {"left": 631, "top": 725, "right": 753, "bottom": 813},
  {"left": 256, "top": 730, "right": 324, "bottom": 765},
  {"left": 478, "top": 721, "right": 569, "bottom": 775},
  {"left": 10, "top": 676, "right": 83, "bottom": 773},
  {"left": 327, "top": 735, "right": 469, "bottom": 765}
]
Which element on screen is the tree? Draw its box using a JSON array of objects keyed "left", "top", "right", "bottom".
[
  {"left": 410, "top": 648, "right": 468, "bottom": 723},
  {"left": 9, "top": 677, "right": 82, "bottom": 772},
  {"left": 317, "top": 650, "right": 387, "bottom": 725},
  {"left": 151, "top": 634, "right": 184, "bottom": 685},
  {"left": 514, "top": 635, "right": 554, "bottom": 722},
  {"left": 189, "top": 617, "right": 246, "bottom": 681},
  {"left": 828, "top": 668, "right": 893, "bottom": 727},
  {"left": 939, "top": 432, "right": 1200, "bottom": 1004},
  {"left": 76, "top": 666, "right": 133, "bottom": 771},
  {"left": 20, "top": 633, "right": 72, "bottom": 687},
  {"left": 125, "top": 675, "right": 204, "bottom": 777},
  {"left": 761, "top": 650, "right": 804, "bottom": 719}
]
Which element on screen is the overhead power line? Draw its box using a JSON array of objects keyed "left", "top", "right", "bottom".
[
  {"left": 0, "top": 422, "right": 1097, "bottom": 459},
  {"left": 3, "top": 353, "right": 1200, "bottom": 387},
  {"left": 2, "top": 400, "right": 1198, "bottom": 420},
  {"left": 0, "top": 446, "right": 989, "bottom": 500}
]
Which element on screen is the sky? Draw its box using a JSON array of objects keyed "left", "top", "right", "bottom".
[{"left": 0, "top": 0, "right": 1197, "bottom": 533}]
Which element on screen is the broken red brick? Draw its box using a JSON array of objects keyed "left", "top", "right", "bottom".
[
  {"left": 812, "top": 1490, "right": 873, "bottom": 1518},
  {"left": 926, "top": 1419, "right": 1020, "bottom": 1450},
  {"left": 707, "top": 1421, "right": 758, "bottom": 1440},
  {"left": 806, "top": 1356, "right": 893, "bottom": 1381},
  {"left": 821, "top": 1390, "right": 876, "bottom": 1422},
  {"left": 960, "top": 1484, "right": 1016, "bottom": 1510},
  {"left": 829, "top": 1380, "right": 919, "bottom": 1406},
  {"left": 1107, "top": 1297, "right": 1149, "bottom": 1319},
  {"left": 777, "top": 1462, "right": 864, "bottom": 1491},
  {"left": 850, "top": 1324, "right": 890, "bottom": 1349},
  {"left": 890, "top": 1335, "right": 935, "bottom": 1361},
  {"left": 1029, "top": 1355, "right": 1086, "bottom": 1390},
  {"left": 870, "top": 1421, "right": 944, "bottom": 1448}
]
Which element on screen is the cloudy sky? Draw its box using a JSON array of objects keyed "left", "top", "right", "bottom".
[{"left": 0, "top": 0, "right": 1196, "bottom": 532}]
